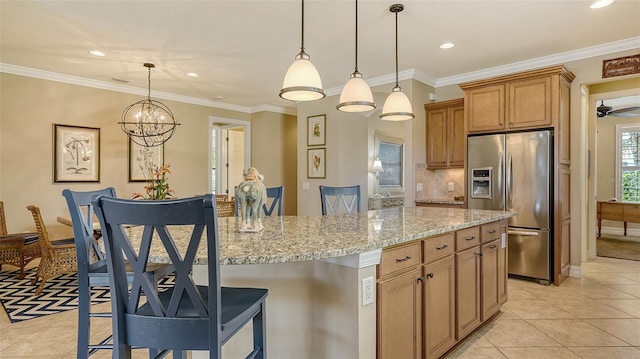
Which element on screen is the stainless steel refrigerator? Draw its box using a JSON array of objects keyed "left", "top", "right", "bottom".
[{"left": 467, "top": 130, "right": 553, "bottom": 284}]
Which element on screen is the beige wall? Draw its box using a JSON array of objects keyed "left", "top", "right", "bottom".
[{"left": 0, "top": 73, "right": 294, "bottom": 237}]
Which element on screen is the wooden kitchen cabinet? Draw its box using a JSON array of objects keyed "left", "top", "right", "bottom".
[
  {"left": 455, "top": 245, "right": 481, "bottom": 340},
  {"left": 423, "top": 255, "right": 455, "bottom": 359},
  {"left": 378, "top": 220, "right": 508, "bottom": 358},
  {"left": 377, "top": 268, "right": 422, "bottom": 359},
  {"left": 498, "top": 219, "right": 508, "bottom": 304},
  {"left": 425, "top": 99, "right": 465, "bottom": 168},
  {"left": 377, "top": 242, "right": 422, "bottom": 359},
  {"left": 461, "top": 66, "right": 574, "bottom": 134},
  {"left": 481, "top": 239, "right": 500, "bottom": 321}
]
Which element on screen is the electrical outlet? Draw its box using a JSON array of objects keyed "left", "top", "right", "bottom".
[
  {"left": 302, "top": 182, "right": 309, "bottom": 190},
  {"left": 362, "top": 277, "right": 375, "bottom": 306},
  {"left": 448, "top": 182, "right": 454, "bottom": 192}
]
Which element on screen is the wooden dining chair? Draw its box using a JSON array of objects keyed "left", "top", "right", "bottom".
[
  {"left": 0, "top": 201, "right": 41, "bottom": 279},
  {"left": 319, "top": 185, "right": 361, "bottom": 215},
  {"left": 26, "top": 204, "right": 77, "bottom": 295},
  {"left": 62, "top": 188, "right": 174, "bottom": 358},
  {"left": 92, "top": 194, "right": 268, "bottom": 358}
]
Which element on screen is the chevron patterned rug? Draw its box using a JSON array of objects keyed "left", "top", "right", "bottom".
[
  {"left": 0, "top": 268, "right": 109, "bottom": 323},
  {"left": 0, "top": 268, "right": 174, "bottom": 323}
]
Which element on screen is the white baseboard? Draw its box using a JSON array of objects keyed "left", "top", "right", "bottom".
[{"left": 569, "top": 265, "right": 582, "bottom": 278}]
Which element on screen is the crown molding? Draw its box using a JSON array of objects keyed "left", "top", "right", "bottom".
[
  {"left": 0, "top": 63, "right": 297, "bottom": 115},
  {"left": 436, "top": 36, "right": 640, "bottom": 87},
  {"left": 2, "top": 37, "right": 638, "bottom": 113}
]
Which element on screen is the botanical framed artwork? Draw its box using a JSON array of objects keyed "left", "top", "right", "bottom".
[
  {"left": 54, "top": 124, "right": 100, "bottom": 182},
  {"left": 307, "top": 148, "right": 326, "bottom": 179},
  {"left": 307, "top": 114, "right": 326, "bottom": 146},
  {"left": 128, "top": 139, "right": 165, "bottom": 182}
]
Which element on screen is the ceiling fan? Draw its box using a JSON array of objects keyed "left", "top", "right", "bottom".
[{"left": 597, "top": 100, "right": 640, "bottom": 118}]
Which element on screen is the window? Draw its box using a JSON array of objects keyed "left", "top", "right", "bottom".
[{"left": 616, "top": 124, "right": 640, "bottom": 201}]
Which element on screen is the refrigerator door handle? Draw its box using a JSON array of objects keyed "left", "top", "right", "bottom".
[
  {"left": 506, "top": 152, "right": 513, "bottom": 209},
  {"left": 498, "top": 151, "right": 503, "bottom": 209},
  {"left": 508, "top": 230, "right": 540, "bottom": 236}
]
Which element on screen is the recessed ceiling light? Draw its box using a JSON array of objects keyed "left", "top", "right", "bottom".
[
  {"left": 186, "top": 72, "right": 198, "bottom": 78},
  {"left": 440, "top": 42, "right": 455, "bottom": 49},
  {"left": 590, "top": 0, "right": 614, "bottom": 9},
  {"left": 89, "top": 50, "right": 105, "bottom": 57}
]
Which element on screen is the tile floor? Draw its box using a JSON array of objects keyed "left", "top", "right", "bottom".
[{"left": 1, "top": 257, "right": 639, "bottom": 358}]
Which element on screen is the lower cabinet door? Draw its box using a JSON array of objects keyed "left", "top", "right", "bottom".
[
  {"left": 423, "top": 255, "right": 456, "bottom": 359},
  {"left": 456, "top": 246, "right": 481, "bottom": 340},
  {"left": 481, "top": 239, "right": 501, "bottom": 321},
  {"left": 377, "top": 268, "right": 422, "bottom": 359}
]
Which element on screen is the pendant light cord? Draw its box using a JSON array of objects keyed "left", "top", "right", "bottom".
[
  {"left": 354, "top": 0, "right": 359, "bottom": 72},
  {"left": 147, "top": 66, "right": 152, "bottom": 100},
  {"left": 301, "top": 0, "right": 305, "bottom": 52},
  {"left": 394, "top": 9, "right": 399, "bottom": 86}
]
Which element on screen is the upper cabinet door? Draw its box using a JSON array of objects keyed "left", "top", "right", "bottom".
[
  {"left": 466, "top": 85, "right": 505, "bottom": 133},
  {"left": 447, "top": 105, "right": 466, "bottom": 168},
  {"left": 507, "top": 76, "right": 553, "bottom": 129},
  {"left": 426, "top": 108, "right": 448, "bottom": 168}
]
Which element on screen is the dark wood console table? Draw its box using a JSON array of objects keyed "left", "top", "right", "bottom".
[{"left": 597, "top": 201, "right": 640, "bottom": 237}]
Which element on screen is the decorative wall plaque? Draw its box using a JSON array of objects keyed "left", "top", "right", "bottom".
[{"left": 602, "top": 54, "right": 640, "bottom": 79}]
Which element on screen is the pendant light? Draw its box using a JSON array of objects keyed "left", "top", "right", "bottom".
[
  {"left": 337, "top": 0, "right": 375, "bottom": 113},
  {"left": 280, "top": 0, "right": 325, "bottom": 102},
  {"left": 119, "top": 63, "right": 180, "bottom": 147},
  {"left": 380, "top": 4, "right": 414, "bottom": 121}
]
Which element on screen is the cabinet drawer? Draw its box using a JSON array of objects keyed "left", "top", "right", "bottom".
[
  {"left": 623, "top": 204, "right": 640, "bottom": 222},
  {"left": 379, "top": 242, "right": 421, "bottom": 278},
  {"left": 456, "top": 226, "right": 480, "bottom": 251},
  {"left": 423, "top": 233, "right": 455, "bottom": 263},
  {"left": 480, "top": 222, "right": 500, "bottom": 243}
]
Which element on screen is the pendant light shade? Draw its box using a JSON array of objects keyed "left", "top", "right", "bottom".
[
  {"left": 337, "top": 0, "right": 375, "bottom": 113},
  {"left": 119, "top": 63, "right": 180, "bottom": 147},
  {"left": 280, "top": 0, "right": 325, "bottom": 102},
  {"left": 380, "top": 4, "right": 414, "bottom": 121}
]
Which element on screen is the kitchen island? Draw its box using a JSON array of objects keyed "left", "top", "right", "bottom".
[{"left": 135, "top": 206, "right": 514, "bottom": 358}]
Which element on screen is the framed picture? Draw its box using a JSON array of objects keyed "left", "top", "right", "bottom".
[
  {"left": 307, "top": 148, "right": 326, "bottom": 179},
  {"left": 128, "top": 139, "right": 164, "bottom": 182},
  {"left": 54, "top": 124, "right": 100, "bottom": 182},
  {"left": 307, "top": 114, "right": 326, "bottom": 146}
]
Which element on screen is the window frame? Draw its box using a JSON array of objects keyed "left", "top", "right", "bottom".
[{"left": 615, "top": 124, "right": 640, "bottom": 201}]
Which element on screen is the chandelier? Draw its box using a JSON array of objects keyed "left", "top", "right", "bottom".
[{"left": 119, "top": 63, "right": 180, "bottom": 147}]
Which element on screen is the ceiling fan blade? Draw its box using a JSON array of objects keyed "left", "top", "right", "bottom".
[{"left": 607, "top": 106, "right": 640, "bottom": 117}]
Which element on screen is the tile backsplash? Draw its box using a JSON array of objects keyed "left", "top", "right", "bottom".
[{"left": 415, "top": 164, "right": 465, "bottom": 200}]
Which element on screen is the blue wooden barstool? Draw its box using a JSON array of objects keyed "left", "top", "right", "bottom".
[{"left": 93, "top": 194, "right": 268, "bottom": 358}]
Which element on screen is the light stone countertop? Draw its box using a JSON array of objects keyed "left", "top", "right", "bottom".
[
  {"left": 129, "top": 207, "right": 515, "bottom": 265},
  {"left": 415, "top": 198, "right": 465, "bottom": 205}
]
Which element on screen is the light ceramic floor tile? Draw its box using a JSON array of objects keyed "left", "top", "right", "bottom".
[
  {"left": 502, "top": 299, "right": 575, "bottom": 319},
  {"left": 443, "top": 346, "right": 507, "bottom": 359},
  {"left": 586, "top": 318, "right": 640, "bottom": 346},
  {"left": 584, "top": 272, "right": 640, "bottom": 285},
  {"left": 618, "top": 272, "right": 640, "bottom": 282},
  {"left": 481, "top": 319, "right": 560, "bottom": 348},
  {"left": 549, "top": 299, "right": 634, "bottom": 319},
  {"left": 499, "top": 347, "right": 581, "bottom": 359},
  {"left": 606, "top": 284, "right": 640, "bottom": 297},
  {"left": 597, "top": 299, "right": 640, "bottom": 317},
  {"left": 528, "top": 319, "right": 628, "bottom": 347},
  {"left": 568, "top": 346, "right": 640, "bottom": 359}
]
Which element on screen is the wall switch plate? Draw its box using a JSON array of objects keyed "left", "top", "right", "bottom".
[
  {"left": 416, "top": 183, "right": 423, "bottom": 192},
  {"left": 448, "top": 182, "right": 454, "bottom": 192},
  {"left": 362, "top": 276, "right": 375, "bottom": 306}
]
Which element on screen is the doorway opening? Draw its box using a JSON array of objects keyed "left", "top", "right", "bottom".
[{"left": 209, "top": 117, "right": 251, "bottom": 199}]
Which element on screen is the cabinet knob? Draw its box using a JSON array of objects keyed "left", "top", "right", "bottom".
[
  {"left": 426, "top": 273, "right": 434, "bottom": 279},
  {"left": 417, "top": 276, "right": 425, "bottom": 283},
  {"left": 436, "top": 244, "right": 449, "bottom": 250},
  {"left": 476, "top": 252, "right": 483, "bottom": 257}
]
